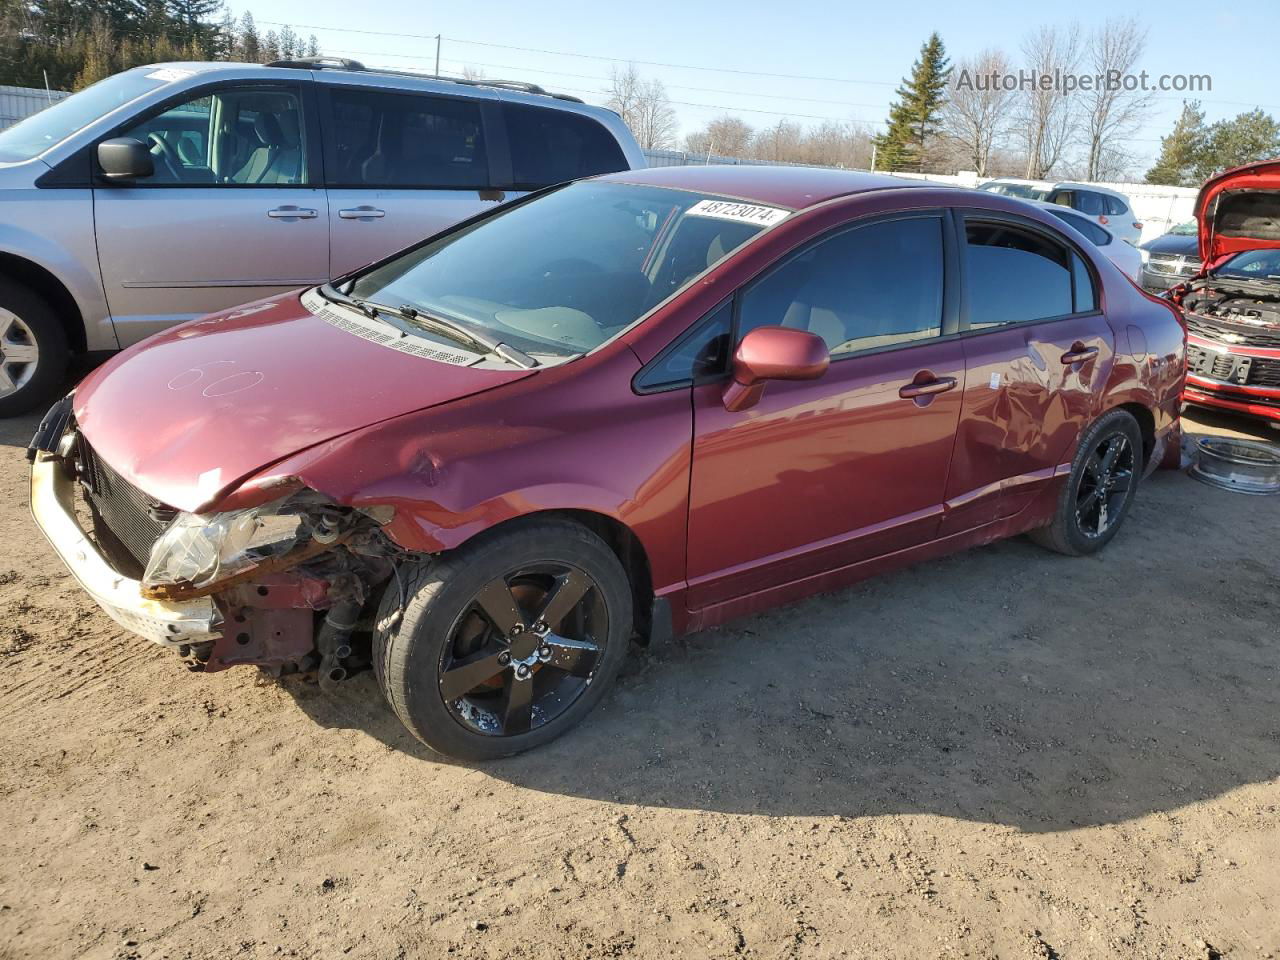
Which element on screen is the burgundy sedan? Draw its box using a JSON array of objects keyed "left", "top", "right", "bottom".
[{"left": 29, "top": 166, "right": 1186, "bottom": 759}]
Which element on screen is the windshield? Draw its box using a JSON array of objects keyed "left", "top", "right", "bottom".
[
  {"left": 347, "top": 181, "right": 783, "bottom": 358},
  {"left": 1216, "top": 248, "right": 1280, "bottom": 280},
  {"left": 0, "top": 68, "right": 174, "bottom": 163},
  {"left": 979, "top": 182, "right": 1048, "bottom": 200}
]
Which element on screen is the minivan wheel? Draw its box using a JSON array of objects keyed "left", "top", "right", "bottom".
[
  {"left": 1030, "top": 408, "right": 1143, "bottom": 556},
  {"left": 372, "top": 519, "right": 633, "bottom": 760},
  {"left": 0, "top": 280, "right": 69, "bottom": 417}
]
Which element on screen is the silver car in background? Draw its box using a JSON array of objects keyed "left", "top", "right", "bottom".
[{"left": 0, "top": 58, "right": 644, "bottom": 414}]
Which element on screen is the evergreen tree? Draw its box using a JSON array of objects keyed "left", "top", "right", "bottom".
[
  {"left": 873, "top": 32, "right": 951, "bottom": 172},
  {"left": 305, "top": 34, "right": 319, "bottom": 58},
  {"left": 1193, "top": 109, "right": 1280, "bottom": 182},
  {"left": 1146, "top": 101, "right": 1206, "bottom": 186},
  {"left": 238, "top": 12, "right": 261, "bottom": 63}
]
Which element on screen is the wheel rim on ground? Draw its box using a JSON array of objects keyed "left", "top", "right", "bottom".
[
  {"left": 0, "top": 309, "right": 39, "bottom": 399},
  {"left": 1074, "top": 431, "right": 1135, "bottom": 539},
  {"left": 437, "top": 562, "right": 608, "bottom": 738}
]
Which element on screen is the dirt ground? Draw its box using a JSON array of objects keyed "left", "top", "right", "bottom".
[{"left": 1, "top": 398, "right": 1278, "bottom": 960}]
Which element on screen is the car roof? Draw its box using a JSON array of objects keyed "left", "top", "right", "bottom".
[
  {"left": 1050, "top": 182, "right": 1129, "bottom": 201},
  {"left": 596, "top": 164, "right": 930, "bottom": 210}
]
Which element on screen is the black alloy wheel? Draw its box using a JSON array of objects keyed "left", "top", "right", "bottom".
[{"left": 1073, "top": 431, "right": 1136, "bottom": 539}]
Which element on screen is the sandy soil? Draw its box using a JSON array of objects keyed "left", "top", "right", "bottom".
[{"left": 1, "top": 401, "right": 1278, "bottom": 960}]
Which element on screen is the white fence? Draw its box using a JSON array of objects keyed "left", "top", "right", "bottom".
[
  {"left": 642, "top": 150, "right": 1197, "bottom": 244},
  {"left": 0, "top": 84, "right": 69, "bottom": 131}
]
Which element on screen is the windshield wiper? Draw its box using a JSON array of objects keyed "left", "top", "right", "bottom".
[{"left": 318, "top": 285, "right": 538, "bottom": 369}]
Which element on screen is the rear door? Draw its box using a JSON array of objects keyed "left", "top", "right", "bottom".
[
  {"left": 93, "top": 81, "right": 329, "bottom": 345},
  {"left": 941, "top": 212, "right": 1114, "bottom": 534},
  {"left": 321, "top": 84, "right": 503, "bottom": 277},
  {"left": 685, "top": 212, "right": 967, "bottom": 609}
]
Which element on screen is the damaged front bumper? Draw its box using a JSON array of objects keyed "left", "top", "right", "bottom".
[{"left": 29, "top": 443, "right": 219, "bottom": 648}]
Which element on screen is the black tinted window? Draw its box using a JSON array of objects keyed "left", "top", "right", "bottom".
[
  {"left": 504, "top": 104, "right": 627, "bottom": 188},
  {"left": 1074, "top": 191, "right": 1105, "bottom": 215},
  {"left": 637, "top": 303, "right": 732, "bottom": 390},
  {"left": 1072, "top": 254, "right": 1097, "bottom": 312},
  {"left": 739, "top": 217, "right": 944, "bottom": 356},
  {"left": 965, "top": 221, "right": 1073, "bottom": 327},
  {"left": 325, "top": 88, "right": 487, "bottom": 187},
  {"left": 1103, "top": 195, "right": 1127, "bottom": 216},
  {"left": 1051, "top": 209, "right": 1110, "bottom": 245}
]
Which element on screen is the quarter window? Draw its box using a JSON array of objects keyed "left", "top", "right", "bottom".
[
  {"left": 737, "top": 217, "right": 945, "bottom": 358},
  {"left": 503, "top": 104, "right": 627, "bottom": 188},
  {"left": 636, "top": 303, "right": 732, "bottom": 390},
  {"left": 117, "top": 87, "right": 307, "bottom": 185},
  {"left": 1103, "top": 195, "right": 1127, "bottom": 216},
  {"left": 325, "top": 88, "right": 487, "bottom": 188},
  {"left": 964, "top": 221, "right": 1074, "bottom": 327},
  {"left": 1072, "top": 254, "right": 1097, "bottom": 312}
]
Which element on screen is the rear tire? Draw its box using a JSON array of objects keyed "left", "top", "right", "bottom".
[
  {"left": 1030, "top": 408, "right": 1143, "bottom": 556},
  {"left": 372, "top": 518, "right": 632, "bottom": 760},
  {"left": 0, "top": 279, "right": 69, "bottom": 417}
]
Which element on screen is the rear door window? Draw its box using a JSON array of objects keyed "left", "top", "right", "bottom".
[
  {"left": 1073, "top": 191, "right": 1105, "bottom": 216},
  {"left": 963, "top": 220, "right": 1076, "bottom": 327},
  {"left": 502, "top": 104, "right": 627, "bottom": 188},
  {"left": 325, "top": 87, "right": 488, "bottom": 188}
]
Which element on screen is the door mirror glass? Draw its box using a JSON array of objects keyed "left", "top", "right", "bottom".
[
  {"left": 97, "top": 137, "right": 154, "bottom": 180},
  {"left": 722, "top": 326, "right": 829, "bottom": 412}
]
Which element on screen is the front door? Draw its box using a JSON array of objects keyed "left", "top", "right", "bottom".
[
  {"left": 941, "top": 214, "right": 1115, "bottom": 534},
  {"left": 93, "top": 83, "right": 329, "bottom": 346},
  {"left": 320, "top": 85, "right": 509, "bottom": 277},
  {"left": 686, "top": 213, "right": 966, "bottom": 609}
]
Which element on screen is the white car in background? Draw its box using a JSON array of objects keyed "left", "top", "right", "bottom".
[
  {"left": 1028, "top": 200, "right": 1142, "bottom": 282},
  {"left": 976, "top": 177, "right": 1053, "bottom": 200}
]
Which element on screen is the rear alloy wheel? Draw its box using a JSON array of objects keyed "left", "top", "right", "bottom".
[
  {"left": 0, "top": 280, "right": 69, "bottom": 417},
  {"left": 373, "top": 519, "right": 632, "bottom": 760},
  {"left": 1031, "top": 408, "right": 1143, "bottom": 556}
]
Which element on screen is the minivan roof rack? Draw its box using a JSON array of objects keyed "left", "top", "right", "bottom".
[{"left": 264, "top": 56, "right": 584, "bottom": 103}]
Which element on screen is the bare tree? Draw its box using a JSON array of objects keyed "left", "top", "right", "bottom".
[
  {"left": 798, "top": 120, "right": 872, "bottom": 168},
  {"left": 1081, "top": 17, "right": 1152, "bottom": 181},
  {"left": 942, "top": 49, "right": 1017, "bottom": 176},
  {"left": 1017, "top": 24, "right": 1081, "bottom": 179},
  {"left": 752, "top": 119, "right": 803, "bottom": 162},
  {"left": 461, "top": 65, "right": 486, "bottom": 82},
  {"left": 606, "top": 64, "right": 678, "bottom": 150},
  {"left": 685, "top": 115, "right": 755, "bottom": 158}
]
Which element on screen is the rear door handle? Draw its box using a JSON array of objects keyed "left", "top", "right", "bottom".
[
  {"left": 1061, "top": 344, "right": 1099, "bottom": 364},
  {"left": 338, "top": 206, "right": 386, "bottom": 219},
  {"left": 267, "top": 205, "right": 318, "bottom": 219},
  {"left": 898, "top": 376, "right": 958, "bottom": 399}
]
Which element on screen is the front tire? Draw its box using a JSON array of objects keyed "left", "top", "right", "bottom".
[
  {"left": 372, "top": 518, "right": 633, "bottom": 760},
  {"left": 0, "top": 279, "right": 69, "bottom": 417},
  {"left": 1030, "top": 408, "right": 1143, "bottom": 556}
]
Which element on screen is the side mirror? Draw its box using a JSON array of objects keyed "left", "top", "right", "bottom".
[
  {"left": 97, "top": 137, "right": 154, "bottom": 181},
  {"left": 722, "top": 326, "right": 829, "bottom": 412}
]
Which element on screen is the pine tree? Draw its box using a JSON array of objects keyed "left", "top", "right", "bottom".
[
  {"left": 1194, "top": 109, "right": 1280, "bottom": 182},
  {"left": 1146, "top": 101, "right": 1206, "bottom": 186},
  {"left": 238, "top": 12, "right": 261, "bottom": 63},
  {"left": 873, "top": 32, "right": 951, "bottom": 172}
]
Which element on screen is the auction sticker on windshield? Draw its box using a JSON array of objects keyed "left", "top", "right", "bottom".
[{"left": 685, "top": 199, "right": 789, "bottom": 227}]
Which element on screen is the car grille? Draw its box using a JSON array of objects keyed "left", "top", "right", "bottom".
[
  {"left": 1187, "top": 344, "right": 1280, "bottom": 390},
  {"left": 75, "top": 435, "right": 176, "bottom": 576},
  {"left": 1184, "top": 313, "right": 1280, "bottom": 349},
  {"left": 1146, "top": 253, "right": 1201, "bottom": 277}
]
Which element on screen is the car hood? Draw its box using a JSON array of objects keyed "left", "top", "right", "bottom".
[
  {"left": 74, "top": 291, "right": 536, "bottom": 513},
  {"left": 1196, "top": 159, "right": 1280, "bottom": 264},
  {"left": 1140, "top": 232, "right": 1199, "bottom": 256}
]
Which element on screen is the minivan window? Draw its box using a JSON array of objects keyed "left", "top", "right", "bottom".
[
  {"left": 118, "top": 88, "right": 307, "bottom": 185},
  {"left": 345, "top": 182, "right": 776, "bottom": 358},
  {"left": 965, "top": 221, "right": 1074, "bottom": 328},
  {"left": 503, "top": 104, "right": 627, "bottom": 188},
  {"left": 738, "top": 216, "right": 944, "bottom": 356},
  {"left": 325, "top": 88, "right": 487, "bottom": 188},
  {"left": 0, "top": 69, "right": 166, "bottom": 163}
]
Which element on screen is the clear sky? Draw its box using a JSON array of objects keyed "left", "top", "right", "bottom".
[{"left": 241, "top": 0, "right": 1274, "bottom": 173}]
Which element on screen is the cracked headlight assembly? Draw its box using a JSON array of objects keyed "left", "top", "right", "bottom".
[{"left": 143, "top": 497, "right": 306, "bottom": 591}]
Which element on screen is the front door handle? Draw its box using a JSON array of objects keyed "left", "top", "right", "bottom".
[
  {"left": 338, "top": 206, "right": 386, "bottom": 219},
  {"left": 1061, "top": 343, "right": 1099, "bottom": 365},
  {"left": 267, "top": 205, "right": 318, "bottom": 219},
  {"left": 899, "top": 375, "right": 958, "bottom": 399}
]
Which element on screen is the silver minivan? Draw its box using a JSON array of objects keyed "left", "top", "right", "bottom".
[{"left": 0, "top": 59, "right": 644, "bottom": 414}]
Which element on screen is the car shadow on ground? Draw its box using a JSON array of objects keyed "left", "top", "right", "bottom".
[{"left": 284, "top": 463, "right": 1280, "bottom": 834}]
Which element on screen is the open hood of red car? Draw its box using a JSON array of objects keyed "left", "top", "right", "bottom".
[
  {"left": 1196, "top": 158, "right": 1280, "bottom": 265},
  {"left": 73, "top": 292, "right": 535, "bottom": 513}
]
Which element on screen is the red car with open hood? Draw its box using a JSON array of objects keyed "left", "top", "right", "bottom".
[
  {"left": 1174, "top": 159, "right": 1280, "bottom": 425},
  {"left": 29, "top": 166, "right": 1186, "bottom": 759}
]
